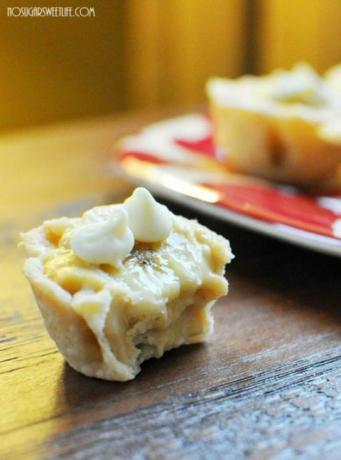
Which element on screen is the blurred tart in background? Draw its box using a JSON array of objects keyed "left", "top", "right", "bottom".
[{"left": 207, "top": 63, "right": 341, "bottom": 186}]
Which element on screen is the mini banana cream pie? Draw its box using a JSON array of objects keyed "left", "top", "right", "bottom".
[
  {"left": 20, "top": 188, "right": 233, "bottom": 381},
  {"left": 207, "top": 63, "right": 341, "bottom": 186}
]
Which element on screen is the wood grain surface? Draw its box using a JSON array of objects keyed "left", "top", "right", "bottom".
[{"left": 1, "top": 111, "right": 340, "bottom": 460}]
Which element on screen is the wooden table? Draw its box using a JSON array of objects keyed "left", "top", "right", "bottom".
[{"left": 1, "top": 111, "right": 341, "bottom": 460}]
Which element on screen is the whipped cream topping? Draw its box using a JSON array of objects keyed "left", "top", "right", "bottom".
[
  {"left": 69, "top": 188, "right": 173, "bottom": 268},
  {"left": 124, "top": 187, "right": 173, "bottom": 243},
  {"left": 207, "top": 63, "right": 341, "bottom": 119},
  {"left": 266, "top": 64, "right": 327, "bottom": 106},
  {"left": 71, "top": 207, "right": 134, "bottom": 268}
]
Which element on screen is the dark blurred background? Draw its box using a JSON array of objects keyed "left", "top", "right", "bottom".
[{"left": 1, "top": 0, "right": 340, "bottom": 132}]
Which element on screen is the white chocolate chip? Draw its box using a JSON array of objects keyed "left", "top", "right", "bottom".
[
  {"left": 71, "top": 207, "right": 134, "bottom": 268},
  {"left": 124, "top": 187, "right": 173, "bottom": 243}
]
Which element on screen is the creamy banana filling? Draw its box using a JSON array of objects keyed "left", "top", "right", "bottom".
[{"left": 21, "top": 188, "right": 232, "bottom": 381}]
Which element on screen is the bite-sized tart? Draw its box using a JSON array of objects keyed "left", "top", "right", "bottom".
[
  {"left": 207, "top": 63, "right": 341, "bottom": 186},
  {"left": 20, "top": 188, "right": 233, "bottom": 381}
]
